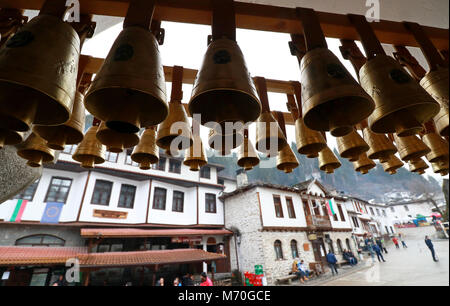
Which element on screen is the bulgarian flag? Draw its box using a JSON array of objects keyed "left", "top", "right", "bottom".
[
  {"left": 9, "top": 199, "right": 28, "bottom": 222},
  {"left": 326, "top": 198, "right": 336, "bottom": 217}
]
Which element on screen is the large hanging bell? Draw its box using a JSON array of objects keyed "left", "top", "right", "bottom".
[
  {"left": 318, "top": 146, "right": 341, "bottom": 174},
  {"left": 189, "top": 38, "right": 261, "bottom": 127},
  {"left": 422, "top": 133, "right": 449, "bottom": 164},
  {"left": 0, "top": 129, "right": 23, "bottom": 149},
  {"left": 156, "top": 102, "right": 193, "bottom": 152},
  {"left": 73, "top": 125, "right": 106, "bottom": 169},
  {"left": 408, "top": 158, "right": 429, "bottom": 175},
  {"left": 96, "top": 121, "right": 139, "bottom": 153},
  {"left": 382, "top": 155, "right": 404, "bottom": 175},
  {"left": 255, "top": 112, "right": 287, "bottom": 155},
  {"left": 431, "top": 159, "right": 449, "bottom": 176},
  {"left": 85, "top": 25, "right": 168, "bottom": 133},
  {"left": 363, "top": 127, "right": 397, "bottom": 163},
  {"left": 208, "top": 128, "right": 243, "bottom": 156},
  {"left": 132, "top": 127, "right": 159, "bottom": 170},
  {"left": 360, "top": 55, "right": 440, "bottom": 137},
  {"left": 183, "top": 134, "right": 207, "bottom": 172},
  {"left": 17, "top": 133, "right": 55, "bottom": 168},
  {"left": 300, "top": 48, "right": 374, "bottom": 137},
  {"left": 277, "top": 145, "right": 300, "bottom": 174},
  {"left": 394, "top": 134, "right": 431, "bottom": 162},
  {"left": 353, "top": 152, "right": 376, "bottom": 175},
  {"left": 237, "top": 135, "right": 259, "bottom": 171},
  {"left": 33, "top": 92, "right": 86, "bottom": 151},
  {"left": 0, "top": 10, "right": 79, "bottom": 132},
  {"left": 336, "top": 129, "right": 370, "bottom": 162},
  {"left": 295, "top": 117, "right": 327, "bottom": 157},
  {"left": 420, "top": 68, "right": 449, "bottom": 137}
]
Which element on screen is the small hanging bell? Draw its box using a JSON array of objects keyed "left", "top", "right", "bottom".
[
  {"left": 277, "top": 145, "right": 300, "bottom": 174},
  {"left": 431, "top": 159, "right": 449, "bottom": 176},
  {"left": 208, "top": 128, "right": 243, "bottom": 156},
  {"left": 0, "top": 1, "right": 79, "bottom": 132},
  {"left": 73, "top": 125, "right": 106, "bottom": 169},
  {"left": 353, "top": 152, "right": 376, "bottom": 175},
  {"left": 183, "top": 133, "right": 207, "bottom": 172},
  {"left": 0, "top": 128, "right": 24, "bottom": 149},
  {"left": 382, "top": 155, "right": 404, "bottom": 175},
  {"left": 318, "top": 146, "right": 341, "bottom": 174},
  {"left": 17, "top": 133, "right": 55, "bottom": 168},
  {"left": 422, "top": 133, "right": 449, "bottom": 164},
  {"left": 363, "top": 127, "right": 397, "bottom": 163},
  {"left": 132, "top": 127, "right": 159, "bottom": 170},
  {"left": 96, "top": 121, "right": 139, "bottom": 153},
  {"left": 408, "top": 158, "right": 429, "bottom": 175},
  {"left": 336, "top": 129, "right": 370, "bottom": 162},
  {"left": 295, "top": 117, "right": 327, "bottom": 157},
  {"left": 394, "top": 134, "right": 431, "bottom": 162},
  {"left": 33, "top": 92, "right": 86, "bottom": 151},
  {"left": 237, "top": 130, "right": 259, "bottom": 171}
]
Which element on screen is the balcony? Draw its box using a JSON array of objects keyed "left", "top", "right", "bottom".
[{"left": 306, "top": 215, "right": 332, "bottom": 230}]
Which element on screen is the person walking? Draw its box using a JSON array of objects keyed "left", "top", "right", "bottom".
[
  {"left": 380, "top": 238, "right": 388, "bottom": 254},
  {"left": 326, "top": 250, "right": 339, "bottom": 276},
  {"left": 392, "top": 236, "right": 400, "bottom": 249},
  {"left": 200, "top": 272, "right": 213, "bottom": 286},
  {"left": 399, "top": 233, "right": 408, "bottom": 248},
  {"left": 372, "top": 244, "right": 386, "bottom": 262},
  {"left": 425, "top": 236, "right": 439, "bottom": 262}
]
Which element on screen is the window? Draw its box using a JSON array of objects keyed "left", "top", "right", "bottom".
[
  {"left": 376, "top": 209, "right": 381, "bottom": 216},
  {"left": 274, "top": 240, "right": 283, "bottom": 260},
  {"left": 152, "top": 157, "right": 166, "bottom": 171},
  {"left": 172, "top": 191, "right": 184, "bottom": 212},
  {"left": 273, "top": 196, "right": 284, "bottom": 218},
  {"left": 382, "top": 210, "right": 387, "bottom": 217},
  {"left": 125, "top": 151, "right": 138, "bottom": 166},
  {"left": 337, "top": 204, "right": 346, "bottom": 222},
  {"left": 91, "top": 180, "right": 113, "bottom": 206},
  {"left": 14, "top": 179, "right": 39, "bottom": 201},
  {"left": 404, "top": 205, "right": 409, "bottom": 212},
  {"left": 15, "top": 234, "right": 65, "bottom": 246},
  {"left": 200, "top": 166, "right": 211, "bottom": 179},
  {"left": 302, "top": 200, "right": 311, "bottom": 216},
  {"left": 286, "top": 197, "right": 296, "bottom": 219},
  {"left": 105, "top": 151, "right": 119, "bottom": 163},
  {"left": 352, "top": 216, "right": 360, "bottom": 228},
  {"left": 313, "top": 200, "right": 321, "bottom": 216},
  {"left": 153, "top": 188, "right": 167, "bottom": 210},
  {"left": 45, "top": 177, "right": 72, "bottom": 203},
  {"left": 346, "top": 238, "right": 352, "bottom": 251},
  {"left": 218, "top": 178, "right": 224, "bottom": 185},
  {"left": 369, "top": 207, "right": 375, "bottom": 215},
  {"left": 169, "top": 159, "right": 181, "bottom": 174},
  {"left": 390, "top": 207, "right": 395, "bottom": 212},
  {"left": 62, "top": 145, "right": 76, "bottom": 155},
  {"left": 337, "top": 239, "right": 343, "bottom": 254},
  {"left": 205, "top": 193, "right": 217, "bottom": 213},
  {"left": 118, "top": 184, "right": 136, "bottom": 208},
  {"left": 291, "top": 240, "right": 299, "bottom": 259}
]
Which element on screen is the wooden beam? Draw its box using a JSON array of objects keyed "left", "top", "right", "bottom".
[{"left": 1, "top": 0, "right": 448, "bottom": 49}]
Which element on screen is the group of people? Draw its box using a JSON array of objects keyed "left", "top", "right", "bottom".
[
  {"left": 342, "top": 249, "right": 358, "bottom": 266},
  {"left": 156, "top": 272, "right": 213, "bottom": 287},
  {"left": 392, "top": 233, "right": 408, "bottom": 249},
  {"left": 291, "top": 259, "right": 312, "bottom": 283}
]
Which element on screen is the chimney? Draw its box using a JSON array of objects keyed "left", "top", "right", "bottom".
[{"left": 236, "top": 169, "right": 248, "bottom": 188}]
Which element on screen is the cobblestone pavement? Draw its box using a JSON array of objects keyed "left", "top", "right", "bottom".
[{"left": 317, "top": 226, "right": 449, "bottom": 286}]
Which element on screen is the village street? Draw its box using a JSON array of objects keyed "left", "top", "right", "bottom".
[{"left": 317, "top": 226, "right": 449, "bottom": 286}]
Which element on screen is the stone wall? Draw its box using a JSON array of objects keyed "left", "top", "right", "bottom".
[{"left": 327, "top": 231, "right": 357, "bottom": 261}]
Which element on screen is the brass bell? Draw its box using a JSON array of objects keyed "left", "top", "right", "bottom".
[
  {"left": 132, "top": 127, "right": 159, "bottom": 170},
  {"left": 33, "top": 92, "right": 86, "bottom": 151},
  {"left": 73, "top": 125, "right": 106, "bottom": 169},
  {"left": 17, "top": 133, "right": 55, "bottom": 168},
  {"left": 336, "top": 129, "right": 370, "bottom": 162},
  {"left": 431, "top": 159, "right": 449, "bottom": 176},
  {"left": 394, "top": 134, "right": 431, "bottom": 162},
  {"left": 255, "top": 112, "right": 287, "bottom": 155},
  {"left": 382, "top": 155, "right": 404, "bottom": 175},
  {"left": 277, "top": 145, "right": 300, "bottom": 174},
  {"left": 420, "top": 68, "right": 449, "bottom": 137},
  {"left": 188, "top": 38, "right": 261, "bottom": 127},
  {"left": 363, "top": 127, "right": 397, "bottom": 163},
  {"left": 295, "top": 117, "right": 327, "bottom": 157},
  {"left": 318, "top": 146, "right": 341, "bottom": 174},
  {"left": 422, "top": 133, "right": 449, "bottom": 164},
  {"left": 0, "top": 128, "right": 23, "bottom": 149},
  {"left": 85, "top": 3, "right": 168, "bottom": 134},
  {"left": 96, "top": 121, "right": 139, "bottom": 153},
  {"left": 353, "top": 152, "right": 376, "bottom": 175},
  {"left": 237, "top": 132, "right": 259, "bottom": 171},
  {"left": 183, "top": 133, "right": 207, "bottom": 172},
  {"left": 156, "top": 66, "right": 193, "bottom": 153},
  {"left": 208, "top": 128, "right": 243, "bottom": 156},
  {"left": 0, "top": 2, "right": 79, "bottom": 132},
  {"left": 408, "top": 158, "right": 429, "bottom": 175}
]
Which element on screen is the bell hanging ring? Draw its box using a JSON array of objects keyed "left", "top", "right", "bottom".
[
  {"left": 276, "top": 145, "right": 300, "bottom": 174},
  {"left": 96, "top": 121, "right": 139, "bottom": 153},
  {"left": 0, "top": 3, "right": 80, "bottom": 132},
  {"left": 73, "top": 125, "right": 106, "bottom": 169},
  {"left": 336, "top": 129, "right": 370, "bottom": 162},
  {"left": 363, "top": 127, "right": 397, "bottom": 163},
  {"left": 353, "top": 152, "right": 376, "bottom": 175},
  {"left": 132, "top": 127, "right": 159, "bottom": 170},
  {"left": 318, "top": 146, "right": 341, "bottom": 174},
  {"left": 17, "top": 133, "right": 55, "bottom": 168},
  {"left": 394, "top": 134, "right": 431, "bottom": 162},
  {"left": 382, "top": 155, "right": 404, "bottom": 175}
]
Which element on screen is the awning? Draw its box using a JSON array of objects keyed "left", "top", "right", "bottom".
[
  {"left": 78, "top": 249, "right": 226, "bottom": 268},
  {"left": 0, "top": 246, "right": 88, "bottom": 266},
  {"left": 80, "top": 228, "right": 233, "bottom": 238}
]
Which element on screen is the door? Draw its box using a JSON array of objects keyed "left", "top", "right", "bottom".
[
  {"left": 5, "top": 269, "right": 33, "bottom": 286},
  {"left": 311, "top": 238, "right": 328, "bottom": 268}
]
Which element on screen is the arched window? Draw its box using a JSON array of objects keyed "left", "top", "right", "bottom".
[
  {"left": 274, "top": 240, "right": 283, "bottom": 260},
  {"left": 15, "top": 234, "right": 65, "bottom": 247},
  {"left": 337, "top": 239, "right": 343, "bottom": 254},
  {"left": 290, "top": 240, "right": 299, "bottom": 259},
  {"left": 346, "top": 238, "right": 352, "bottom": 251},
  {"left": 327, "top": 239, "right": 335, "bottom": 254}
]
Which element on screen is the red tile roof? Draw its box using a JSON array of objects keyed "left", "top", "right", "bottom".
[
  {"left": 78, "top": 249, "right": 226, "bottom": 268},
  {"left": 80, "top": 228, "right": 233, "bottom": 238},
  {"left": 0, "top": 246, "right": 88, "bottom": 266}
]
